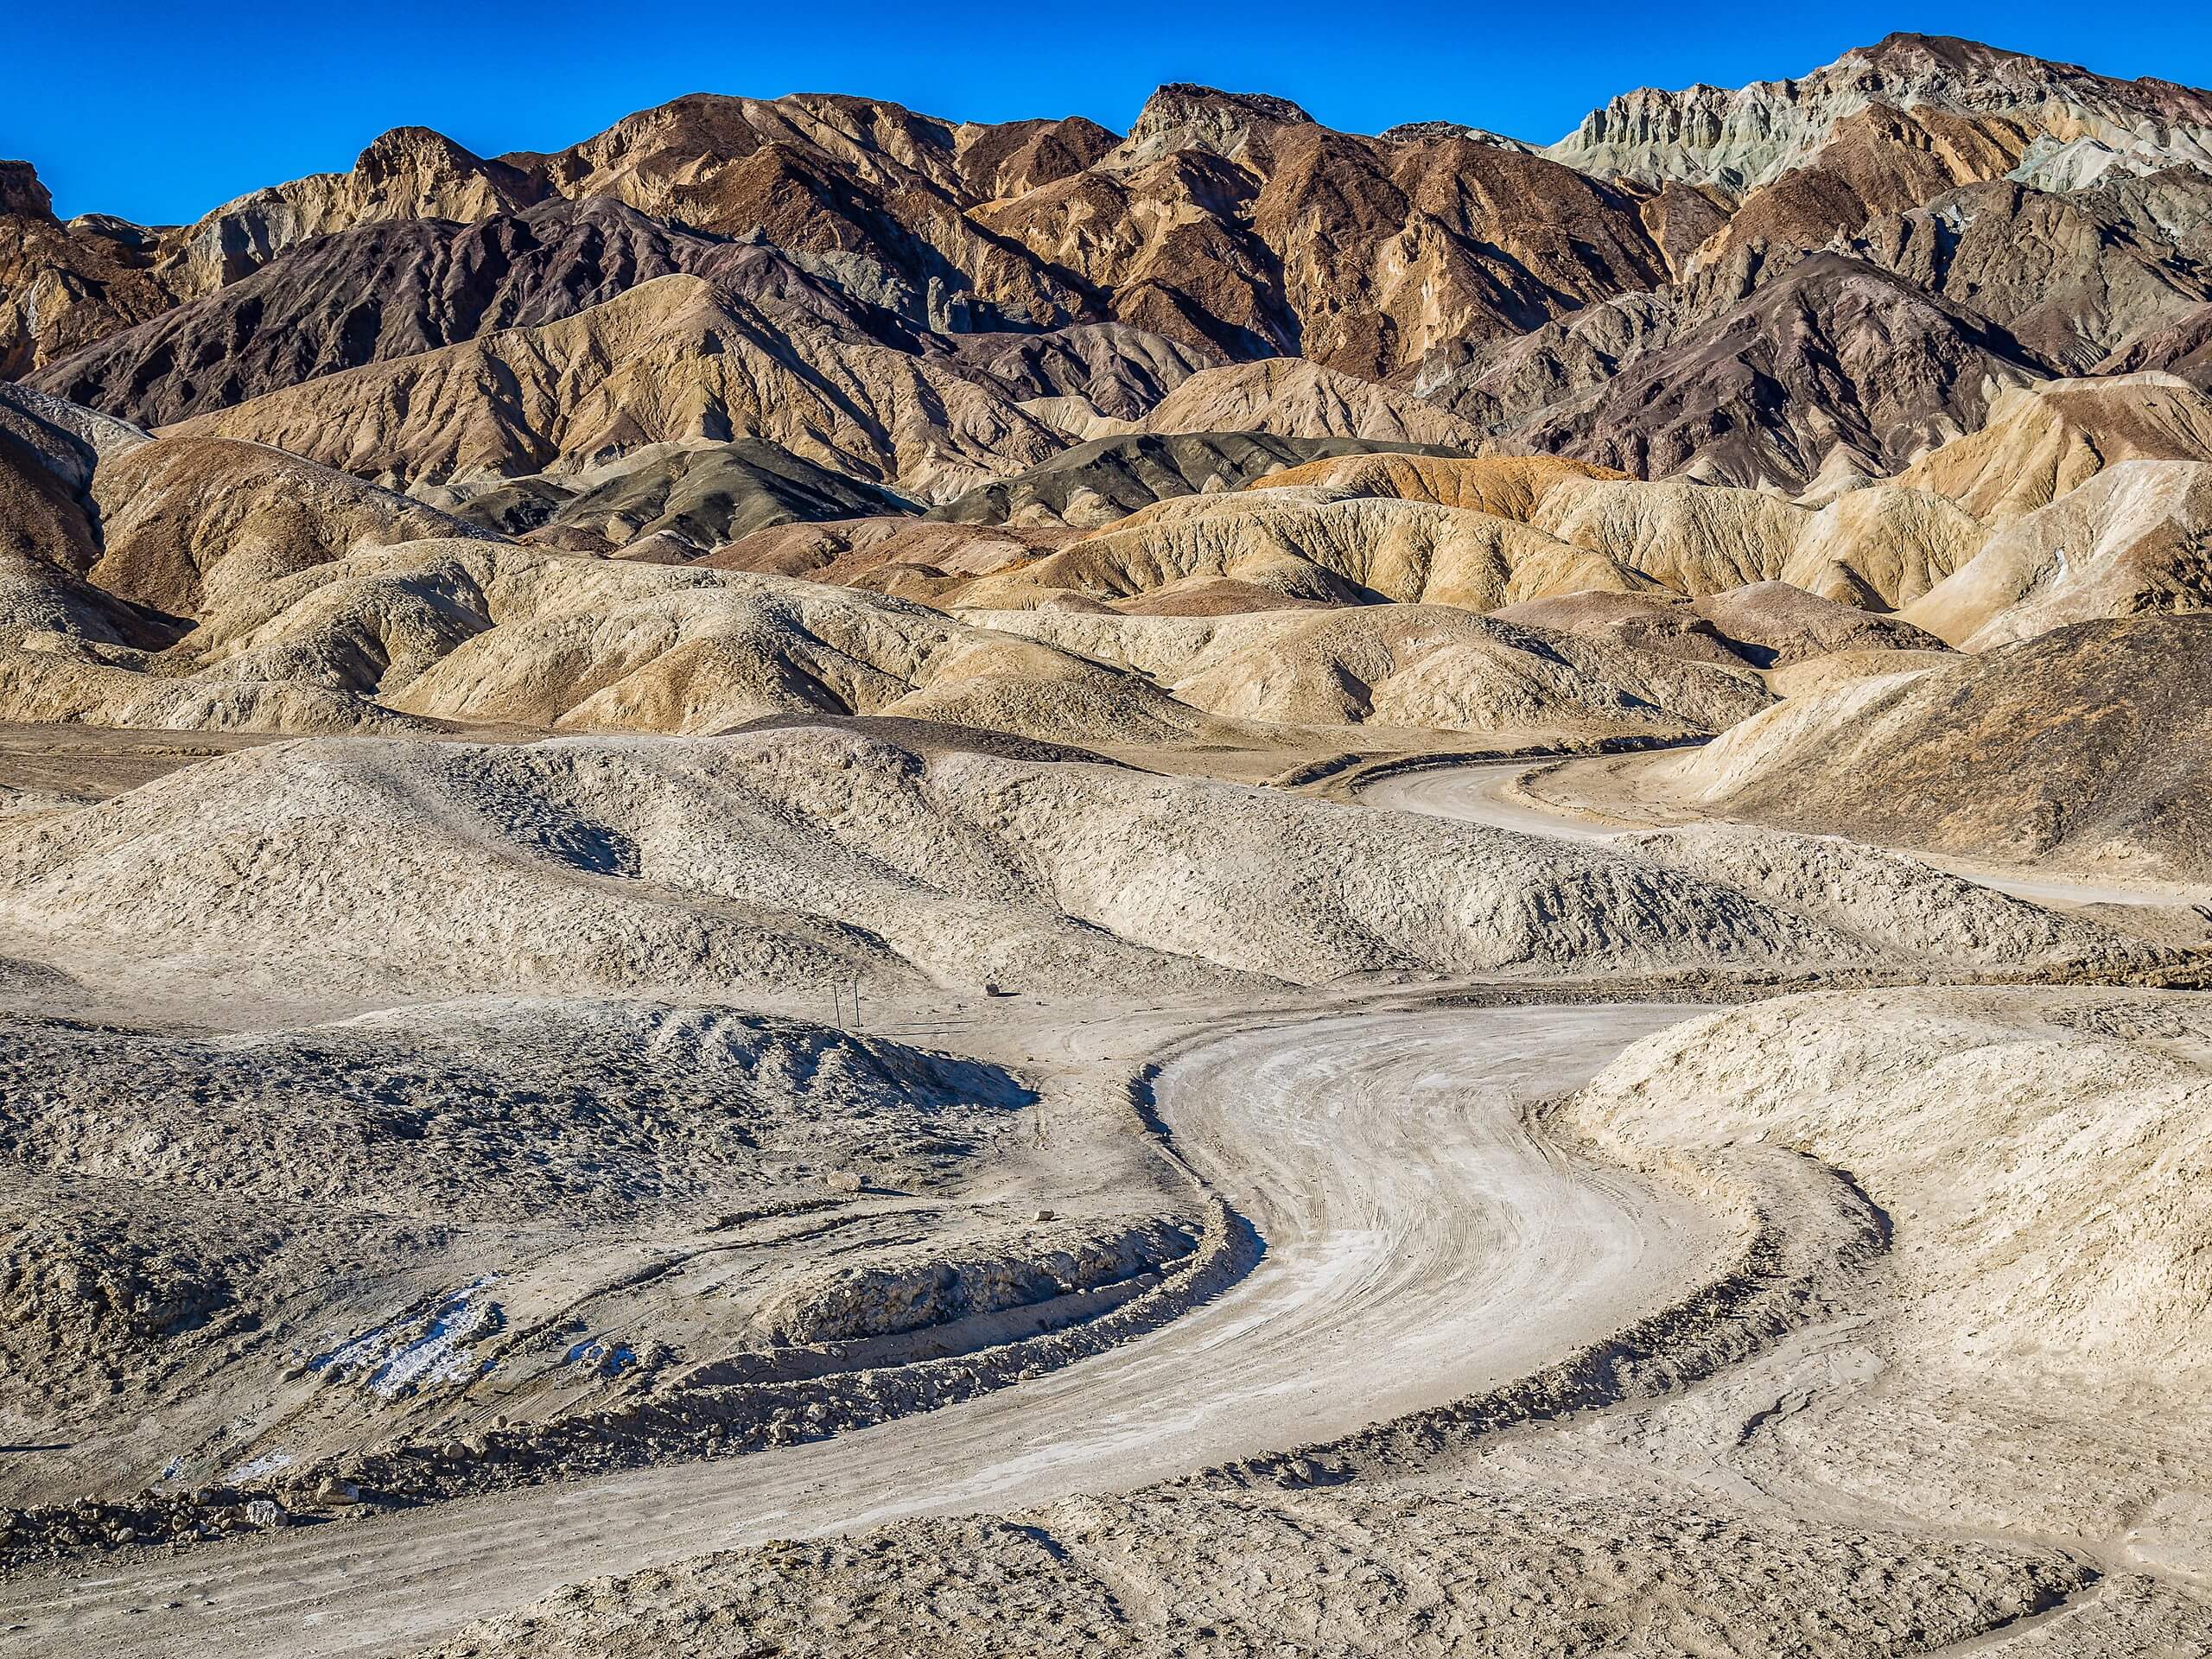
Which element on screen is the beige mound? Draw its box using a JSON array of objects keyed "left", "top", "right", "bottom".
[
  {"left": 967, "top": 605, "right": 1772, "bottom": 735},
  {"left": 1248, "top": 452, "right": 1627, "bottom": 517},
  {"left": 0, "top": 722, "right": 2103, "bottom": 1007},
  {"left": 1622, "top": 822, "right": 2131, "bottom": 966},
  {"left": 1781, "top": 483, "right": 1990, "bottom": 607},
  {"left": 954, "top": 490, "right": 1658, "bottom": 612},
  {"left": 1131, "top": 359, "right": 1484, "bottom": 448},
  {"left": 1764, "top": 647, "right": 1959, "bottom": 699},
  {"left": 427, "top": 1485, "right": 2082, "bottom": 1659},
  {"left": 0, "top": 642, "right": 434, "bottom": 735},
  {"left": 0, "top": 557, "right": 172, "bottom": 653},
  {"left": 365, "top": 549, "right": 1202, "bottom": 743},
  {"left": 1901, "top": 458, "right": 2212, "bottom": 647},
  {"left": 1571, "top": 986, "right": 2212, "bottom": 1389},
  {"left": 1891, "top": 372, "right": 2212, "bottom": 524},
  {"left": 88, "top": 435, "right": 498, "bottom": 616},
  {"left": 1527, "top": 475, "right": 1986, "bottom": 608},
  {"left": 706, "top": 517, "right": 1081, "bottom": 594},
  {"left": 0, "top": 539, "right": 1212, "bottom": 745},
  {"left": 1276, "top": 460, "right": 1988, "bottom": 611}
]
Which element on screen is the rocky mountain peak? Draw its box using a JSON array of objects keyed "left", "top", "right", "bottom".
[
  {"left": 1853, "top": 32, "right": 2039, "bottom": 75},
  {"left": 1107, "top": 84, "right": 1318, "bottom": 170},
  {"left": 0, "top": 159, "right": 56, "bottom": 221},
  {"left": 1147, "top": 85, "right": 1313, "bottom": 124},
  {"left": 1547, "top": 34, "right": 2212, "bottom": 194},
  {"left": 353, "top": 125, "right": 494, "bottom": 184},
  {"left": 1378, "top": 122, "right": 1535, "bottom": 152}
]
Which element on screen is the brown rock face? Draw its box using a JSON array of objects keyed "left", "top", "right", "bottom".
[
  {"left": 952, "top": 116, "right": 1121, "bottom": 200},
  {"left": 113, "top": 127, "right": 550, "bottom": 334},
  {"left": 974, "top": 149, "right": 1292, "bottom": 359},
  {"left": 982, "top": 88, "right": 1676, "bottom": 378},
  {"left": 159, "top": 274, "right": 1070, "bottom": 500},
  {"left": 11, "top": 32, "right": 2212, "bottom": 643},
  {"left": 0, "top": 427, "right": 101, "bottom": 575},
  {"left": 2098, "top": 304, "right": 2212, "bottom": 391},
  {"left": 30, "top": 200, "right": 932, "bottom": 428},
  {"left": 931, "top": 323, "right": 1217, "bottom": 422},
  {"left": 1847, "top": 172, "right": 2212, "bottom": 372},
  {"left": 1698, "top": 102, "right": 2036, "bottom": 265},
  {"left": 0, "top": 162, "right": 180, "bottom": 376},
  {"left": 16, "top": 80, "right": 1690, "bottom": 394},
  {"left": 494, "top": 92, "right": 1097, "bottom": 333},
  {"left": 1502, "top": 252, "right": 2044, "bottom": 490}
]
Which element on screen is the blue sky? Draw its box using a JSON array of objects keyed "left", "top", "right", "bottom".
[{"left": 15, "top": 2, "right": 2212, "bottom": 225}]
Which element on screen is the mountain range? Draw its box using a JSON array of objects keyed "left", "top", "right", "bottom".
[
  {"left": 6, "top": 35, "right": 2209, "bottom": 492},
  {"left": 3, "top": 31, "right": 2212, "bottom": 817}
]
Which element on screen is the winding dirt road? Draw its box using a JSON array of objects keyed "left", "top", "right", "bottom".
[{"left": 0, "top": 1002, "right": 1714, "bottom": 1658}]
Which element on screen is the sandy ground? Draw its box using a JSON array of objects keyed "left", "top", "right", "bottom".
[
  {"left": 0, "top": 722, "right": 276, "bottom": 800},
  {"left": 0, "top": 996, "right": 1718, "bottom": 1656},
  {"left": 407, "top": 981, "right": 2212, "bottom": 1659},
  {"left": 4, "top": 731, "right": 2208, "bottom": 1658}
]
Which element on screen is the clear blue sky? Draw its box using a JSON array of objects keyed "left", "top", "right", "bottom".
[{"left": 15, "top": 2, "right": 2212, "bottom": 225}]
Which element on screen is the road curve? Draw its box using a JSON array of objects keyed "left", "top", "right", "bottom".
[
  {"left": 1363, "top": 763, "right": 1623, "bottom": 848},
  {"left": 0, "top": 1003, "right": 1714, "bottom": 1659},
  {"left": 1363, "top": 760, "right": 2188, "bottom": 910}
]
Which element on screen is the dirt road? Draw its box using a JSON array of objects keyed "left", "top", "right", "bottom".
[
  {"left": 1363, "top": 762, "right": 1624, "bottom": 847},
  {"left": 1363, "top": 760, "right": 2192, "bottom": 909},
  {"left": 0, "top": 1002, "right": 1714, "bottom": 1658}
]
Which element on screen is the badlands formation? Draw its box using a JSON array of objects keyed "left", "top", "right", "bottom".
[{"left": 2, "top": 29, "right": 2212, "bottom": 1659}]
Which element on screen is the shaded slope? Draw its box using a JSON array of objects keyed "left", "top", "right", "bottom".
[
  {"left": 1494, "top": 584, "right": 1949, "bottom": 669},
  {"left": 1654, "top": 613, "right": 2212, "bottom": 874},
  {"left": 1503, "top": 252, "right": 2045, "bottom": 491},
  {"left": 2098, "top": 303, "right": 2212, "bottom": 391},
  {"left": 925, "top": 434, "right": 1466, "bottom": 529},
  {"left": 31, "top": 200, "right": 916, "bottom": 427},
  {"left": 450, "top": 440, "right": 918, "bottom": 550}
]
